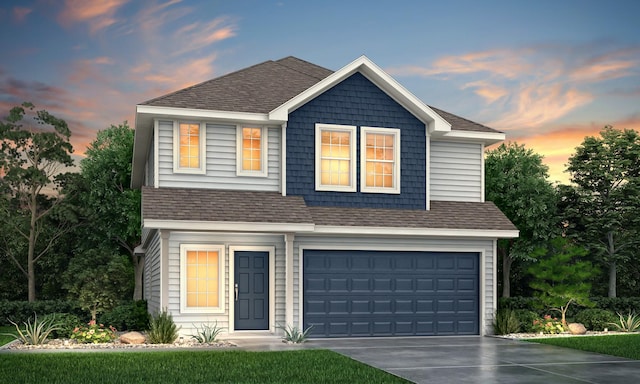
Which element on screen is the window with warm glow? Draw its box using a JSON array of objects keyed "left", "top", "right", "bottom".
[
  {"left": 180, "top": 245, "right": 225, "bottom": 313},
  {"left": 173, "top": 122, "right": 205, "bottom": 174},
  {"left": 361, "top": 127, "right": 400, "bottom": 193},
  {"left": 237, "top": 127, "right": 267, "bottom": 176},
  {"left": 315, "top": 124, "right": 356, "bottom": 192}
]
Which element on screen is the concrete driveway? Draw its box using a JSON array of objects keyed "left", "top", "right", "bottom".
[{"left": 307, "top": 336, "right": 640, "bottom": 384}]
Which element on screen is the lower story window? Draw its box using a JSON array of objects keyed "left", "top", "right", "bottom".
[{"left": 180, "top": 244, "right": 225, "bottom": 313}]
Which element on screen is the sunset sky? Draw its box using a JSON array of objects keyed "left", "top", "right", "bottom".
[{"left": 1, "top": 0, "right": 639, "bottom": 184}]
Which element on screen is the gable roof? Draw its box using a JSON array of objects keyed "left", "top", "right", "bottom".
[
  {"left": 142, "top": 187, "right": 518, "bottom": 237},
  {"left": 141, "top": 57, "right": 332, "bottom": 113},
  {"left": 132, "top": 55, "right": 506, "bottom": 188}
]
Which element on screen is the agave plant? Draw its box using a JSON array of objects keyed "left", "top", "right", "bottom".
[
  {"left": 277, "top": 324, "right": 313, "bottom": 344},
  {"left": 191, "top": 321, "right": 225, "bottom": 343},
  {"left": 3, "top": 314, "right": 60, "bottom": 345},
  {"left": 608, "top": 312, "right": 640, "bottom": 332}
]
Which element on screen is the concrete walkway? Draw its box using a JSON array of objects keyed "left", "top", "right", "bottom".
[{"left": 301, "top": 336, "right": 640, "bottom": 384}]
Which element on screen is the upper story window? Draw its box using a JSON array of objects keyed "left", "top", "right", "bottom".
[
  {"left": 361, "top": 127, "right": 401, "bottom": 194},
  {"left": 180, "top": 244, "right": 225, "bottom": 314},
  {"left": 174, "top": 122, "right": 206, "bottom": 174},
  {"left": 237, "top": 127, "right": 268, "bottom": 177},
  {"left": 315, "top": 124, "right": 357, "bottom": 192}
]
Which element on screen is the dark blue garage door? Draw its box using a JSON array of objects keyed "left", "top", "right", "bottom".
[{"left": 303, "top": 250, "right": 479, "bottom": 337}]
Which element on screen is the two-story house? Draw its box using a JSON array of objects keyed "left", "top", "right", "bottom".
[{"left": 131, "top": 56, "right": 518, "bottom": 338}]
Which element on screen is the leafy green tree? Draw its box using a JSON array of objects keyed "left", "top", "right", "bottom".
[
  {"left": 528, "top": 237, "right": 597, "bottom": 326},
  {"left": 0, "top": 102, "right": 75, "bottom": 301},
  {"left": 564, "top": 126, "right": 640, "bottom": 297},
  {"left": 77, "top": 123, "right": 143, "bottom": 299},
  {"left": 63, "top": 247, "right": 134, "bottom": 320},
  {"left": 485, "top": 142, "right": 559, "bottom": 297}
]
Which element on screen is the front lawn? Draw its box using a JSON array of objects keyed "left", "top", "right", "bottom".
[
  {"left": 526, "top": 334, "right": 640, "bottom": 360},
  {"left": 0, "top": 349, "right": 409, "bottom": 384},
  {"left": 0, "top": 326, "right": 17, "bottom": 346}
]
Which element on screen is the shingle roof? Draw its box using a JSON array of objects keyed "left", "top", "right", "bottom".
[
  {"left": 429, "top": 106, "right": 502, "bottom": 134},
  {"left": 142, "top": 187, "right": 313, "bottom": 224},
  {"left": 140, "top": 56, "right": 499, "bottom": 134},
  {"left": 309, "top": 201, "right": 516, "bottom": 231},
  {"left": 140, "top": 57, "right": 332, "bottom": 113},
  {"left": 142, "top": 187, "right": 516, "bottom": 233}
]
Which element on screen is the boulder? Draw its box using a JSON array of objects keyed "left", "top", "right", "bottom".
[
  {"left": 568, "top": 323, "right": 587, "bottom": 335},
  {"left": 120, "top": 331, "right": 146, "bottom": 344}
]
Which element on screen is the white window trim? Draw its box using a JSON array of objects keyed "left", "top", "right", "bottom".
[
  {"left": 315, "top": 123, "right": 357, "bottom": 192},
  {"left": 179, "top": 243, "right": 225, "bottom": 314},
  {"left": 173, "top": 121, "right": 206, "bottom": 174},
  {"left": 360, "top": 126, "right": 401, "bottom": 194},
  {"left": 236, "top": 126, "right": 268, "bottom": 177}
]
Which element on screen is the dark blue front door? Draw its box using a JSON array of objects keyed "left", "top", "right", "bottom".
[{"left": 234, "top": 251, "right": 269, "bottom": 330}]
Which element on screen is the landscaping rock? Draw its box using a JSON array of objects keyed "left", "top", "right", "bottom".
[
  {"left": 120, "top": 331, "right": 146, "bottom": 344},
  {"left": 568, "top": 323, "right": 587, "bottom": 335}
]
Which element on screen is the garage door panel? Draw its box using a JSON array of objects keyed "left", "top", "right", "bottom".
[{"left": 303, "top": 250, "right": 479, "bottom": 337}]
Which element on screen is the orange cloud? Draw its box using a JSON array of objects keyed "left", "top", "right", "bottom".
[
  {"left": 388, "top": 49, "right": 534, "bottom": 80},
  {"left": 462, "top": 81, "right": 508, "bottom": 104},
  {"left": 490, "top": 84, "right": 593, "bottom": 130},
  {"left": 500, "top": 119, "right": 640, "bottom": 184},
  {"left": 58, "top": 0, "right": 129, "bottom": 34},
  {"left": 571, "top": 60, "right": 635, "bottom": 82},
  {"left": 13, "top": 7, "right": 32, "bottom": 22}
]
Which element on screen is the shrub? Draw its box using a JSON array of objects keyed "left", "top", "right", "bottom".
[
  {"left": 41, "top": 313, "right": 83, "bottom": 338},
  {"left": 277, "top": 324, "right": 313, "bottom": 344},
  {"left": 191, "top": 321, "right": 224, "bottom": 343},
  {"left": 4, "top": 314, "right": 60, "bottom": 345},
  {"left": 0, "top": 300, "right": 85, "bottom": 326},
  {"left": 592, "top": 297, "right": 640, "bottom": 314},
  {"left": 513, "top": 310, "right": 540, "bottom": 333},
  {"left": 147, "top": 309, "right": 180, "bottom": 344},
  {"left": 532, "top": 315, "right": 565, "bottom": 334},
  {"left": 498, "top": 297, "right": 543, "bottom": 311},
  {"left": 575, "top": 309, "right": 618, "bottom": 331},
  {"left": 99, "top": 300, "right": 150, "bottom": 331},
  {"left": 71, "top": 320, "right": 117, "bottom": 344},
  {"left": 493, "top": 309, "right": 520, "bottom": 335},
  {"left": 609, "top": 312, "right": 640, "bottom": 332}
]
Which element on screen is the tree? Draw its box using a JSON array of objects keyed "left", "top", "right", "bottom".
[
  {"left": 78, "top": 123, "right": 143, "bottom": 299},
  {"left": 0, "top": 102, "right": 75, "bottom": 301},
  {"left": 485, "top": 142, "right": 559, "bottom": 297},
  {"left": 564, "top": 126, "right": 640, "bottom": 297},
  {"left": 528, "top": 237, "right": 597, "bottom": 327}
]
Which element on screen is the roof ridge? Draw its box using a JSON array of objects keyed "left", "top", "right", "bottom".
[
  {"left": 139, "top": 59, "right": 276, "bottom": 105},
  {"left": 274, "top": 56, "right": 333, "bottom": 80}
]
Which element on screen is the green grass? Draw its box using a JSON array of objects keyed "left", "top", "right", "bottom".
[
  {"left": 0, "top": 349, "right": 409, "bottom": 384},
  {"left": 0, "top": 325, "right": 17, "bottom": 346},
  {"left": 527, "top": 334, "right": 640, "bottom": 360}
]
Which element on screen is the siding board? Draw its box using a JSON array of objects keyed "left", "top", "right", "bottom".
[
  {"left": 156, "top": 121, "right": 280, "bottom": 191},
  {"left": 430, "top": 141, "right": 482, "bottom": 202}
]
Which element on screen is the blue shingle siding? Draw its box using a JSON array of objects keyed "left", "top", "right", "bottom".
[{"left": 286, "top": 72, "right": 426, "bottom": 209}]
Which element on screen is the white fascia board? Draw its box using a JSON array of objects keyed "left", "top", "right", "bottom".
[
  {"left": 434, "top": 130, "right": 506, "bottom": 145},
  {"left": 313, "top": 225, "right": 519, "bottom": 238},
  {"left": 269, "top": 56, "right": 451, "bottom": 133},
  {"left": 136, "top": 105, "right": 273, "bottom": 124},
  {"left": 144, "top": 219, "right": 315, "bottom": 233}
]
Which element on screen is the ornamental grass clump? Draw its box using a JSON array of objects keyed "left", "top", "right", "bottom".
[
  {"left": 71, "top": 320, "right": 117, "bottom": 343},
  {"left": 147, "top": 309, "right": 180, "bottom": 344},
  {"left": 4, "top": 314, "right": 60, "bottom": 345},
  {"left": 493, "top": 309, "right": 520, "bottom": 335}
]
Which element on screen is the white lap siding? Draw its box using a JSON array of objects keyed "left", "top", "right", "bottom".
[
  {"left": 143, "top": 230, "right": 161, "bottom": 315},
  {"left": 166, "top": 232, "right": 286, "bottom": 337},
  {"left": 156, "top": 121, "right": 281, "bottom": 191},
  {"left": 430, "top": 141, "right": 483, "bottom": 202}
]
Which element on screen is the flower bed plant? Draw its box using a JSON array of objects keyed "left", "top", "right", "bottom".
[
  {"left": 532, "top": 315, "right": 565, "bottom": 334},
  {"left": 71, "top": 320, "right": 117, "bottom": 343}
]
